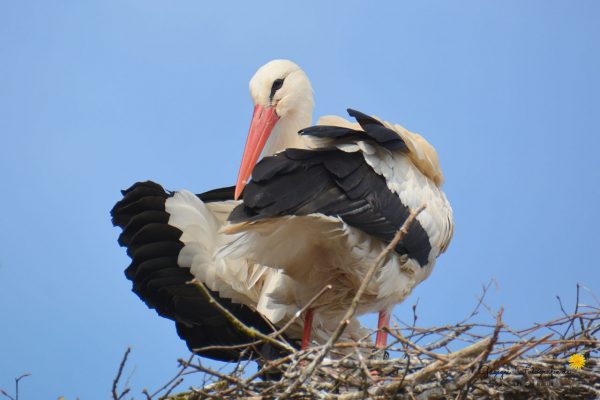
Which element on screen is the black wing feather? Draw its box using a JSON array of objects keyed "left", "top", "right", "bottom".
[
  {"left": 298, "top": 108, "right": 408, "bottom": 152},
  {"left": 229, "top": 150, "right": 432, "bottom": 266},
  {"left": 111, "top": 181, "right": 292, "bottom": 362}
]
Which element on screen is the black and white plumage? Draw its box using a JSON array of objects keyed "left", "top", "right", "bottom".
[
  {"left": 110, "top": 60, "right": 369, "bottom": 356},
  {"left": 222, "top": 106, "right": 454, "bottom": 347},
  {"left": 111, "top": 179, "right": 367, "bottom": 360},
  {"left": 111, "top": 58, "right": 452, "bottom": 360},
  {"left": 229, "top": 110, "right": 432, "bottom": 267},
  {"left": 111, "top": 181, "right": 291, "bottom": 361}
]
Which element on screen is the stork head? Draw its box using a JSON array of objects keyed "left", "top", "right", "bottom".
[{"left": 235, "top": 59, "right": 314, "bottom": 199}]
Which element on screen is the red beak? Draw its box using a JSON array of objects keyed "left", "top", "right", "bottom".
[{"left": 234, "top": 104, "right": 280, "bottom": 199}]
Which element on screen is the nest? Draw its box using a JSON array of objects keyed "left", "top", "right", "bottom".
[
  {"left": 107, "top": 208, "right": 599, "bottom": 400},
  {"left": 142, "top": 285, "right": 598, "bottom": 400}
]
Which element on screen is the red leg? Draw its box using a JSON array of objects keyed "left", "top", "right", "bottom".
[
  {"left": 301, "top": 308, "right": 314, "bottom": 350},
  {"left": 371, "top": 310, "right": 390, "bottom": 380},
  {"left": 375, "top": 310, "right": 389, "bottom": 349}
]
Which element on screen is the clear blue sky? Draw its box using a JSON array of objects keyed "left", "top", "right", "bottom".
[{"left": 1, "top": 1, "right": 598, "bottom": 398}]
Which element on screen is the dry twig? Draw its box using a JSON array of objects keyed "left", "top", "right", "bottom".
[
  {"left": 0, "top": 373, "right": 30, "bottom": 400},
  {"left": 112, "top": 347, "right": 131, "bottom": 400}
]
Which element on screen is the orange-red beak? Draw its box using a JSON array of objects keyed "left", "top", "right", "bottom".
[{"left": 234, "top": 104, "right": 280, "bottom": 199}]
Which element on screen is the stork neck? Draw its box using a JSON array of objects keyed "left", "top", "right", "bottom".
[{"left": 261, "top": 109, "right": 312, "bottom": 156}]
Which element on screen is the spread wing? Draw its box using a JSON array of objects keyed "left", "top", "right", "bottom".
[{"left": 111, "top": 181, "right": 292, "bottom": 361}]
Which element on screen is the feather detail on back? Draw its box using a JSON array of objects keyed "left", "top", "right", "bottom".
[{"left": 316, "top": 114, "right": 444, "bottom": 186}]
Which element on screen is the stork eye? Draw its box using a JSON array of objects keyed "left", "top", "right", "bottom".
[{"left": 270, "top": 78, "right": 285, "bottom": 100}]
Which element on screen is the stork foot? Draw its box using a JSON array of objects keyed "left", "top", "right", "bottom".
[
  {"left": 369, "top": 350, "right": 389, "bottom": 382},
  {"left": 368, "top": 370, "right": 387, "bottom": 386}
]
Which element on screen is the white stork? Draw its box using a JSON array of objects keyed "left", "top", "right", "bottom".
[
  {"left": 219, "top": 59, "right": 454, "bottom": 351},
  {"left": 110, "top": 61, "right": 373, "bottom": 361}
]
